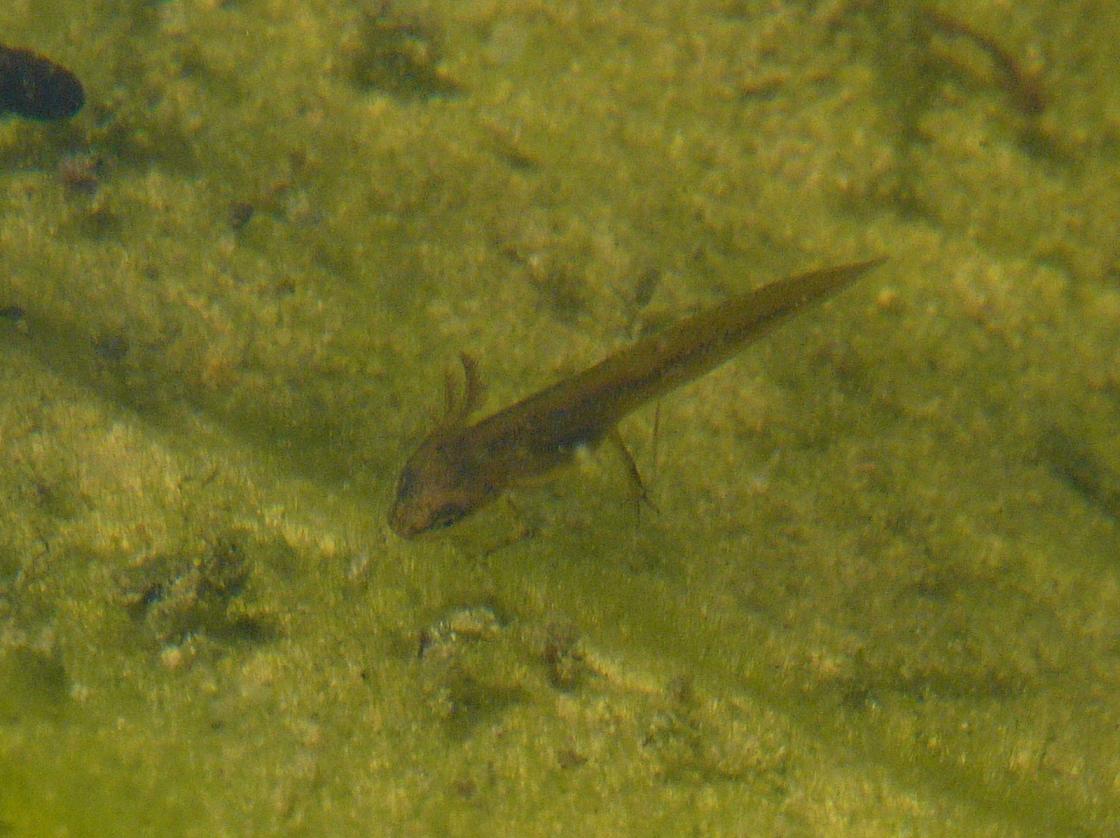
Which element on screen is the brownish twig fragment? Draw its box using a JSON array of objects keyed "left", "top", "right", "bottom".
[{"left": 923, "top": 8, "right": 1046, "bottom": 116}]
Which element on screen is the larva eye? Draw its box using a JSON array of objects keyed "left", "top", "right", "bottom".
[{"left": 431, "top": 504, "right": 465, "bottom": 529}]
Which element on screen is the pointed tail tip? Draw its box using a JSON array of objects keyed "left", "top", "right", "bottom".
[
  {"left": 778, "top": 255, "right": 887, "bottom": 309},
  {"left": 827, "top": 254, "right": 888, "bottom": 289},
  {"left": 849, "top": 255, "right": 888, "bottom": 275}
]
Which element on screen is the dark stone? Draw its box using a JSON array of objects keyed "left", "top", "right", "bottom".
[{"left": 0, "top": 44, "right": 84, "bottom": 121}]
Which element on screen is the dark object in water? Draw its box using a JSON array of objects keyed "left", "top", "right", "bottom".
[
  {"left": 93, "top": 331, "right": 130, "bottom": 362},
  {"left": 1040, "top": 426, "right": 1120, "bottom": 521},
  {"left": 0, "top": 44, "right": 84, "bottom": 121}
]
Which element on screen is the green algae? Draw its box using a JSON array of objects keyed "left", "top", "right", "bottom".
[{"left": 2, "top": 0, "right": 1120, "bottom": 835}]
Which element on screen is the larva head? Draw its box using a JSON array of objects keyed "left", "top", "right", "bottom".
[{"left": 388, "top": 431, "right": 497, "bottom": 538}]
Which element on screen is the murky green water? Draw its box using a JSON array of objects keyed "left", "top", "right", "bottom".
[{"left": 2, "top": 1, "right": 1119, "bottom": 834}]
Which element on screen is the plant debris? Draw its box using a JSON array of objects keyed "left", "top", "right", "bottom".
[{"left": 114, "top": 532, "right": 257, "bottom": 646}]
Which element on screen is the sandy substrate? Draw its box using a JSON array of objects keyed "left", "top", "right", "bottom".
[{"left": 2, "top": 1, "right": 1119, "bottom": 834}]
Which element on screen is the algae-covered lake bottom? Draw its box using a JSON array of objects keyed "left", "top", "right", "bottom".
[{"left": 2, "top": 1, "right": 1120, "bottom": 834}]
